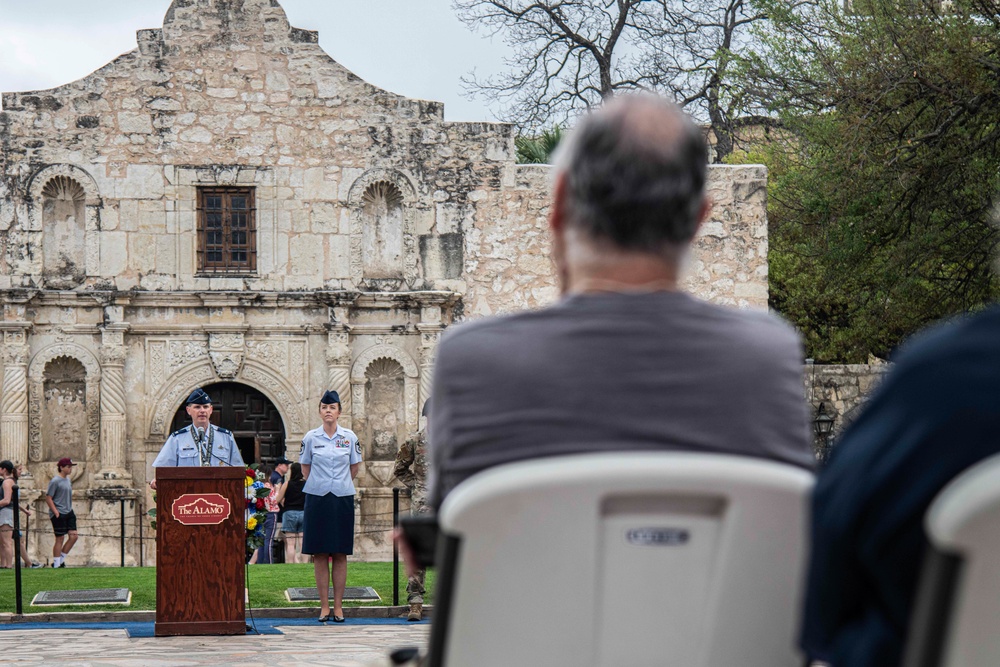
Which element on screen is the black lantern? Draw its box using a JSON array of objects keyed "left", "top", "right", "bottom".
[
  {"left": 813, "top": 402, "right": 836, "bottom": 463},
  {"left": 813, "top": 402, "right": 835, "bottom": 438}
]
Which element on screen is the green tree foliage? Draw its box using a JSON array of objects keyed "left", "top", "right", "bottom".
[
  {"left": 740, "top": 0, "right": 1000, "bottom": 362},
  {"left": 515, "top": 125, "right": 564, "bottom": 164}
]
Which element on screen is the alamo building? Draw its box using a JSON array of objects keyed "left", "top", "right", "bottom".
[{"left": 0, "top": 0, "right": 769, "bottom": 564}]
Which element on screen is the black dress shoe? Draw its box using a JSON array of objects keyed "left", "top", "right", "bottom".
[
  {"left": 332, "top": 615, "right": 345, "bottom": 623},
  {"left": 318, "top": 614, "right": 330, "bottom": 623}
]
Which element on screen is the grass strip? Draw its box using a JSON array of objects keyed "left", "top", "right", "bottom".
[{"left": 0, "top": 562, "right": 434, "bottom": 614}]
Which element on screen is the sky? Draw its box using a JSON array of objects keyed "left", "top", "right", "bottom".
[{"left": 0, "top": 0, "right": 508, "bottom": 121}]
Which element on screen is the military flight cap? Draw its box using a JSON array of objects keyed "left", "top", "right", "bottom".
[
  {"left": 186, "top": 388, "right": 213, "bottom": 405},
  {"left": 320, "top": 390, "right": 341, "bottom": 404}
]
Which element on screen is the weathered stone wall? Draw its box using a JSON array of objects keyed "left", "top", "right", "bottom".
[
  {"left": 805, "top": 363, "right": 890, "bottom": 456},
  {"left": 0, "top": 0, "right": 771, "bottom": 563}
]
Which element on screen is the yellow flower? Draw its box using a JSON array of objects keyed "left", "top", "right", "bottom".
[
  {"left": 244, "top": 477, "right": 253, "bottom": 488},
  {"left": 247, "top": 516, "right": 257, "bottom": 530}
]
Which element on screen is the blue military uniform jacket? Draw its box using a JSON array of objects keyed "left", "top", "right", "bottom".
[{"left": 152, "top": 424, "right": 245, "bottom": 468}]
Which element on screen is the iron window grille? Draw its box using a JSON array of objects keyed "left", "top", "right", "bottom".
[{"left": 196, "top": 187, "right": 257, "bottom": 274}]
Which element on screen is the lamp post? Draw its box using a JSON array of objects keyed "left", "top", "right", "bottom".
[{"left": 813, "top": 402, "right": 836, "bottom": 463}]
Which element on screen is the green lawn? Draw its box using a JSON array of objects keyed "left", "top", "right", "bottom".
[{"left": 0, "top": 562, "right": 434, "bottom": 614}]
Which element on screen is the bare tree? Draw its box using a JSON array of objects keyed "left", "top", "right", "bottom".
[{"left": 453, "top": 0, "right": 773, "bottom": 161}]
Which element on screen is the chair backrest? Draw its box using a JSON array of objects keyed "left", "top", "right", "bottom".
[
  {"left": 429, "top": 452, "right": 815, "bottom": 667},
  {"left": 904, "top": 452, "right": 1000, "bottom": 667}
]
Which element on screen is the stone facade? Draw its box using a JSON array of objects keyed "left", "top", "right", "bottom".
[{"left": 1, "top": 0, "right": 769, "bottom": 563}]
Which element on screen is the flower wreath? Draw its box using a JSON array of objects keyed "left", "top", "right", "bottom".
[
  {"left": 245, "top": 464, "right": 270, "bottom": 555},
  {"left": 146, "top": 464, "right": 272, "bottom": 556}
]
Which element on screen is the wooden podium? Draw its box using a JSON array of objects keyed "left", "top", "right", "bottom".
[{"left": 155, "top": 466, "right": 246, "bottom": 636}]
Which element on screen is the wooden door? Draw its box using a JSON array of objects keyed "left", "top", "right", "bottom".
[{"left": 170, "top": 382, "right": 286, "bottom": 465}]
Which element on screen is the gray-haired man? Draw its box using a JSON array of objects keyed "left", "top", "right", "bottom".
[{"left": 427, "top": 94, "right": 814, "bottom": 509}]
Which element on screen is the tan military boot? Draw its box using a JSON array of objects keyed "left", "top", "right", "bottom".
[{"left": 407, "top": 603, "right": 423, "bottom": 622}]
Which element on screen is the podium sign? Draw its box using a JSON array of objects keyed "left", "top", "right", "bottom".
[{"left": 155, "top": 466, "right": 246, "bottom": 636}]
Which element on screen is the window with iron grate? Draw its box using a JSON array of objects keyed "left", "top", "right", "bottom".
[{"left": 197, "top": 187, "right": 257, "bottom": 274}]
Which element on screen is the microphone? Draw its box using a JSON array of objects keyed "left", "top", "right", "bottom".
[{"left": 195, "top": 426, "right": 206, "bottom": 442}]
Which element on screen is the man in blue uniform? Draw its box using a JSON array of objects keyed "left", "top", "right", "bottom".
[{"left": 150, "top": 388, "right": 245, "bottom": 489}]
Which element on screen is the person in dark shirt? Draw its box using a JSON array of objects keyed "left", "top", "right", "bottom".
[
  {"left": 275, "top": 462, "right": 307, "bottom": 564},
  {"left": 800, "top": 306, "right": 1000, "bottom": 667}
]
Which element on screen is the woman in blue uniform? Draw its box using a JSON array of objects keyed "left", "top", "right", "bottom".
[{"left": 300, "top": 390, "right": 362, "bottom": 622}]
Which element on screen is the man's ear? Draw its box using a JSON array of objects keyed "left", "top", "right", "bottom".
[
  {"left": 549, "top": 173, "right": 568, "bottom": 235},
  {"left": 693, "top": 197, "right": 712, "bottom": 236}
]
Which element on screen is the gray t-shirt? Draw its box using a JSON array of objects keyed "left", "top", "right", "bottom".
[
  {"left": 428, "top": 291, "right": 814, "bottom": 509},
  {"left": 46, "top": 474, "right": 73, "bottom": 517}
]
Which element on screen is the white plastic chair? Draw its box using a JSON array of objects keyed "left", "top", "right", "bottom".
[
  {"left": 904, "top": 453, "right": 1000, "bottom": 667},
  {"left": 428, "top": 452, "right": 815, "bottom": 667}
]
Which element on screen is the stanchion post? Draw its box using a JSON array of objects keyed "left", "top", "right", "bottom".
[
  {"left": 393, "top": 487, "right": 400, "bottom": 607},
  {"left": 120, "top": 498, "right": 126, "bottom": 567},
  {"left": 139, "top": 502, "right": 144, "bottom": 567},
  {"left": 12, "top": 484, "right": 23, "bottom": 615}
]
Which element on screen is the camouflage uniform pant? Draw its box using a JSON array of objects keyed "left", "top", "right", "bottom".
[{"left": 407, "top": 566, "right": 426, "bottom": 604}]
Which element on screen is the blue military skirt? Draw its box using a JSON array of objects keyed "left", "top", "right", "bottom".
[{"left": 301, "top": 492, "right": 355, "bottom": 555}]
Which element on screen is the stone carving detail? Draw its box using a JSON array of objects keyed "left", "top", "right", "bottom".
[
  {"left": 99, "top": 355, "right": 128, "bottom": 474},
  {"left": 418, "top": 331, "right": 439, "bottom": 413},
  {"left": 289, "top": 340, "right": 306, "bottom": 398},
  {"left": 41, "top": 176, "right": 87, "bottom": 289},
  {"left": 361, "top": 181, "right": 404, "bottom": 280},
  {"left": 350, "top": 344, "right": 420, "bottom": 451},
  {"left": 0, "top": 352, "right": 29, "bottom": 414},
  {"left": 209, "top": 332, "right": 245, "bottom": 380},
  {"left": 348, "top": 169, "right": 419, "bottom": 289},
  {"left": 3, "top": 329, "right": 26, "bottom": 347},
  {"left": 210, "top": 333, "right": 244, "bottom": 349},
  {"left": 245, "top": 339, "right": 288, "bottom": 369},
  {"left": 350, "top": 344, "right": 418, "bottom": 382},
  {"left": 328, "top": 366, "right": 351, "bottom": 418},
  {"left": 326, "top": 332, "right": 350, "bottom": 366},
  {"left": 210, "top": 352, "right": 243, "bottom": 379},
  {"left": 167, "top": 340, "right": 209, "bottom": 368},
  {"left": 27, "top": 343, "right": 101, "bottom": 463},
  {"left": 147, "top": 341, "right": 166, "bottom": 390},
  {"left": 86, "top": 380, "right": 100, "bottom": 462},
  {"left": 0, "top": 345, "right": 29, "bottom": 464},
  {"left": 364, "top": 358, "right": 405, "bottom": 461},
  {"left": 41, "top": 357, "right": 88, "bottom": 463}
]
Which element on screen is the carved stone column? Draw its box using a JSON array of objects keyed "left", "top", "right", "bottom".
[
  {"left": 417, "top": 305, "right": 445, "bottom": 415},
  {"left": 96, "top": 323, "right": 130, "bottom": 482},
  {"left": 326, "top": 307, "right": 352, "bottom": 428},
  {"left": 0, "top": 326, "right": 30, "bottom": 468}
]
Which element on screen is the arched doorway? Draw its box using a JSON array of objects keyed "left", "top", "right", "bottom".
[{"left": 170, "top": 382, "right": 286, "bottom": 465}]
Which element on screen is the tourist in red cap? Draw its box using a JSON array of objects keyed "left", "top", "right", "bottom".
[{"left": 46, "top": 457, "right": 78, "bottom": 568}]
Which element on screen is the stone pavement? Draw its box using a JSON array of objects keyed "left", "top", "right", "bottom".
[{"left": 0, "top": 621, "right": 429, "bottom": 666}]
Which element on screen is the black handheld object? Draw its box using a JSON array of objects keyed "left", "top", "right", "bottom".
[{"left": 399, "top": 515, "right": 440, "bottom": 569}]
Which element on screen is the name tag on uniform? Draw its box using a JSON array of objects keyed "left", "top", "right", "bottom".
[{"left": 180, "top": 446, "right": 197, "bottom": 453}]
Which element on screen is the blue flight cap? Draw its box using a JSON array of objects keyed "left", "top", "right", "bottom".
[
  {"left": 320, "top": 390, "right": 341, "bottom": 405},
  {"left": 186, "top": 388, "right": 212, "bottom": 405}
]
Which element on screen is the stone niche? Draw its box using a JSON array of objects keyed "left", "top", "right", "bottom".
[
  {"left": 363, "top": 357, "right": 406, "bottom": 461},
  {"left": 41, "top": 176, "right": 87, "bottom": 289},
  {"left": 42, "top": 356, "right": 87, "bottom": 462}
]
